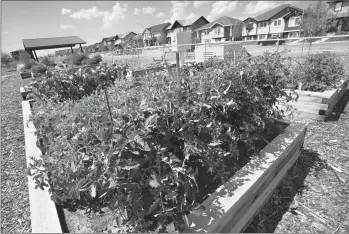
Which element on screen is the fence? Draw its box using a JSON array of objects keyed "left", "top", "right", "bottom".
[{"left": 53, "top": 35, "right": 349, "bottom": 72}]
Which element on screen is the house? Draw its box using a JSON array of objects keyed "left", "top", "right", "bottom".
[
  {"left": 242, "top": 4, "right": 304, "bottom": 40},
  {"left": 142, "top": 22, "right": 171, "bottom": 47},
  {"left": 165, "top": 16, "right": 209, "bottom": 44},
  {"left": 102, "top": 36, "right": 117, "bottom": 47},
  {"left": 195, "top": 16, "right": 242, "bottom": 43},
  {"left": 326, "top": 0, "right": 349, "bottom": 33}
]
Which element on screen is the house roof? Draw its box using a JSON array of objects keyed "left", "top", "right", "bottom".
[
  {"left": 102, "top": 36, "right": 116, "bottom": 42},
  {"left": 22, "top": 36, "right": 86, "bottom": 50},
  {"left": 133, "top": 34, "right": 143, "bottom": 40},
  {"left": 145, "top": 22, "right": 171, "bottom": 33},
  {"left": 196, "top": 16, "right": 241, "bottom": 31},
  {"left": 251, "top": 4, "right": 303, "bottom": 22},
  {"left": 165, "top": 16, "right": 208, "bottom": 30}
]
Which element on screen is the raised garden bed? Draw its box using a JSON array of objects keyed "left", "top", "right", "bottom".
[
  {"left": 20, "top": 71, "right": 32, "bottom": 79},
  {"left": 21, "top": 100, "right": 62, "bottom": 233},
  {"left": 22, "top": 96, "right": 307, "bottom": 232},
  {"left": 280, "top": 80, "right": 348, "bottom": 121}
]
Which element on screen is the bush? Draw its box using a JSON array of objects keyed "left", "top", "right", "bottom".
[
  {"left": 29, "top": 51, "right": 292, "bottom": 232},
  {"left": 31, "top": 63, "right": 48, "bottom": 74},
  {"left": 291, "top": 52, "right": 346, "bottom": 91},
  {"left": 41, "top": 56, "right": 56, "bottom": 67},
  {"left": 19, "top": 51, "right": 36, "bottom": 69},
  {"left": 30, "top": 65, "right": 125, "bottom": 102},
  {"left": 87, "top": 54, "right": 102, "bottom": 65},
  {"left": 1, "top": 53, "right": 12, "bottom": 67},
  {"left": 69, "top": 53, "right": 89, "bottom": 66}
]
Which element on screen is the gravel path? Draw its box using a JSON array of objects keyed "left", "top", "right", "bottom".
[{"left": 1, "top": 73, "right": 31, "bottom": 233}]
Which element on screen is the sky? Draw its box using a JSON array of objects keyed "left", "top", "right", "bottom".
[{"left": 1, "top": 1, "right": 312, "bottom": 56}]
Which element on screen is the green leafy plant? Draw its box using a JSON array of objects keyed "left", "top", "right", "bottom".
[
  {"left": 291, "top": 52, "right": 346, "bottom": 91},
  {"left": 87, "top": 54, "right": 103, "bottom": 65},
  {"left": 1, "top": 52, "right": 13, "bottom": 67},
  {"left": 19, "top": 51, "right": 36, "bottom": 69},
  {"left": 28, "top": 50, "right": 293, "bottom": 232},
  {"left": 41, "top": 56, "right": 56, "bottom": 67},
  {"left": 69, "top": 53, "right": 90, "bottom": 66},
  {"left": 31, "top": 63, "right": 48, "bottom": 74}
]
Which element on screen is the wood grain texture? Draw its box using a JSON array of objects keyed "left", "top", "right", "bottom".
[
  {"left": 184, "top": 122, "right": 307, "bottom": 233},
  {"left": 22, "top": 101, "right": 63, "bottom": 233}
]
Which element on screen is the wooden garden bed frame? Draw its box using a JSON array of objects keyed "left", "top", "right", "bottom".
[
  {"left": 22, "top": 97, "right": 307, "bottom": 233},
  {"left": 280, "top": 80, "right": 348, "bottom": 121}
]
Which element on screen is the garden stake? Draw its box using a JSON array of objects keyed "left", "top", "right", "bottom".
[{"left": 104, "top": 89, "right": 113, "bottom": 127}]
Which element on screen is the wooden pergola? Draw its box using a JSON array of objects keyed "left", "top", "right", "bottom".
[{"left": 22, "top": 36, "right": 87, "bottom": 62}]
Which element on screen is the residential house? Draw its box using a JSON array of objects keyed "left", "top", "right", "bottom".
[
  {"left": 242, "top": 4, "right": 304, "bottom": 41},
  {"left": 165, "top": 16, "right": 209, "bottom": 44},
  {"left": 326, "top": 0, "right": 349, "bottom": 33},
  {"left": 142, "top": 22, "right": 171, "bottom": 47},
  {"left": 195, "top": 16, "right": 242, "bottom": 43}
]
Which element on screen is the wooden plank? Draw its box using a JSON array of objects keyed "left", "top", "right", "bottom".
[
  {"left": 325, "top": 81, "right": 348, "bottom": 117},
  {"left": 185, "top": 123, "right": 307, "bottom": 233},
  {"left": 22, "top": 101, "right": 63, "bottom": 233}
]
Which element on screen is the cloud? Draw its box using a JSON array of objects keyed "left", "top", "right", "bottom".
[
  {"left": 142, "top": 7, "right": 156, "bottom": 14},
  {"left": 134, "top": 8, "right": 140, "bottom": 15},
  {"left": 61, "top": 8, "right": 72, "bottom": 15},
  {"left": 4, "top": 31, "right": 9, "bottom": 34},
  {"left": 185, "top": 13, "right": 199, "bottom": 21},
  {"left": 169, "top": 1, "right": 190, "bottom": 23},
  {"left": 193, "top": 1, "right": 210, "bottom": 8},
  {"left": 156, "top": 12, "right": 166, "bottom": 17},
  {"left": 61, "top": 24, "right": 74, "bottom": 30},
  {"left": 244, "top": 1, "right": 278, "bottom": 16},
  {"left": 207, "top": 1, "right": 239, "bottom": 21},
  {"left": 67, "top": 3, "right": 128, "bottom": 29}
]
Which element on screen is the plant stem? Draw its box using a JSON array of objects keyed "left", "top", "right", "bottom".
[{"left": 104, "top": 89, "right": 113, "bottom": 126}]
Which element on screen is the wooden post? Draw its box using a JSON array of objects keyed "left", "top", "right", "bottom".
[
  {"left": 33, "top": 50, "right": 39, "bottom": 62},
  {"left": 176, "top": 52, "right": 181, "bottom": 88},
  {"left": 80, "top": 44, "right": 83, "bottom": 53},
  {"left": 71, "top": 46, "right": 74, "bottom": 55},
  {"left": 234, "top": 50, "right": 236, "bottom": 65}
]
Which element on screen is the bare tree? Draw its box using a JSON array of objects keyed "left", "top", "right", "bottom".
[{"left": 244, "top": 19, "right": 255, "bottom": 36}]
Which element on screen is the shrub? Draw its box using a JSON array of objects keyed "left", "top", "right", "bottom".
[
  {"left": 41, "top": 56, "right": 56, "bottom": 67},
  {"left": 31, "top": 63, "right": 48, "bottom": 74},
  {"left": 19, "top": 51, "right": 36, "bottom": 69},
  {"left": 69, "top": 53, "right": 89, "bottom": 66},
  {"left": 28, "top": 51, "right": 292, "bottom": 232},
  {"left": 87, "top": 54, "right": 102, "bottom": 65},
  {"left": 1, "top": 53, "right": 12, "bottom": 67},
  {"left": 291, "top": 52, "right": 346, "bottom": 91}
]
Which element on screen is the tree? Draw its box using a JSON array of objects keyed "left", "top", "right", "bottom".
[
  {"left": 232, "top": 22, "right": 243, "bottom": 41},
  {"left": 244, "top": 19, "right": 255, "bottom": 36},
  {"left": 1, "top": 53, "right": 12, "bottom": 67},
  {"left": 300, "top": 0, "right": 334, "bottom": 37}
]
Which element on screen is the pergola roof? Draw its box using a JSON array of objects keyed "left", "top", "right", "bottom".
[{"left": 22, "top": 36, "right": 86, "bottom": 50}]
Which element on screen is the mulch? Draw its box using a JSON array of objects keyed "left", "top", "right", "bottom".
[
  {"left": 245, "top": 89, "right": 349, "bottom": 233},
  {"left": 1, "top": 73, "right": 32, "bottom": 233}
]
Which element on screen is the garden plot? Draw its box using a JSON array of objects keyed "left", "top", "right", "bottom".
[{"left": 279, "top": 80, "right": 348, "bottom": 121}]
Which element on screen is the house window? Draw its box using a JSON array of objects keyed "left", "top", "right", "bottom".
[
  {"left": 289, "top": 17, "right": 300, "bottom": 27},
  {"left": 335, "top": 1, "right": 343, "bottom": 11},
  {"left": 273, "top": 19, "right": 281, "bottom": 26},
  {"left": 259, "top": 22, "right": 267, "bottom": 28},
  {"left": 217, "top": 27, "right": 221, "bottom": 34},
  {"left": 215, "top": 38, "right": 221, "bottom": 42},
  {"left": 204, "top": 39, "right": 210, "bottom": 43}
]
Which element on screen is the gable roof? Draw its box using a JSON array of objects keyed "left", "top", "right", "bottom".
[
  {"left": 251, "top": 4, "right": 303, "bottom": 22},
  {"left": 102, "top": 36, "right": 116, "bottom": 42},
  {"left": 23, "top": 36, "right": 86, "bottom": 50},
  {"left": 165, "top": 16, "right": 209, "bottom": 30},
  {"left": 196, "top": 16, "right": 241, "bottom": 31},
  {"left": 145, "top": 22, "right": 171, "bottom": 33},
  {"left": 133, "top": 33, "right": 143, "bottom": 40}
]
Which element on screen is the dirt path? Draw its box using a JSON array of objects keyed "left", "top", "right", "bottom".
[
  {"left": 1, "top": 73, "right": 31, "bottom": 233},
  {"left": 245, "top": 89, "right": 349, "bottom": 233}
]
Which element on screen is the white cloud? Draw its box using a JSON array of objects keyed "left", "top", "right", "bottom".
[
  {"left": 142, "top": 7, "right": 156, "bottom": 14},
  {"left": 244, "top": 1, "right": 278, "bottom": 16},
  {"left": 169, "top": 1, "right": 190, "bottom": 23},
  {"left": 207, "top": 1, "right": 239, "bottom": 21},
  {"left": 156, "top": 12, "right": 166, "bottom": 17},
  {"left": 4, "top": 31, "right": 9, "bottom": 34},
  {"left": 193, "top": 1, "right": 210, "bottom": 8},
  {"left": 134, "top": 8, "right": 140, "bottom": 15},
  {"left": 185, "top": 13, "right": 199, "bottom": 21},
  {"left": 69, "top": 6, "right": 100, "bottom": 19},
  {"left": 67, "top": 3, "right": 128, "bottom": 29},
  {"left": 61, "top": 24, "right": 74, "bottom": 30},
  {"left": 61, "top": 8, "right": 72, "bottom": 15}
]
